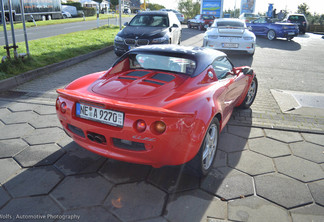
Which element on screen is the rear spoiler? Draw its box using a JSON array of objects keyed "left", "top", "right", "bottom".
[{"left": 56, "top": 88, "right": 195, "bottom": 118}]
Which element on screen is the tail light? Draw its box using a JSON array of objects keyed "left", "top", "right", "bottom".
[
  {"left": 60, "top": 102, "right": 67, "bottom": 113},
  {"left": 135, "top": 120, "right": 146, "bottom": 132},
  {"left": 151, "top": 121, "right": 166, "bottom": 135}
]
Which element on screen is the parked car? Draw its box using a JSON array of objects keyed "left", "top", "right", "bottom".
[
  {"left": 56, "top": 45, "right": 258, "bottom": 176},
  {"left": 203, "top": 18, "right": 256, "bottom": 56},
  {"left": 62, "top": 11, "right": 72, "bottom": 19},
  {"left": 113, "top": 11, "right": 182, "bottom": 56},
  {"left": 246, "top": 17, "right": 299, "bottom": 41},
  {"left": 239, "top": 13, "right": 260, "bottom": 22},
  {"left": 160, "top": 9, "right": 184, "bottom": 23},
  {"left": 285, "top": 14, "right": 308, "bottom": 34},
  {"left": 187, "top": 14, "right": 215, "bottom": 30}
]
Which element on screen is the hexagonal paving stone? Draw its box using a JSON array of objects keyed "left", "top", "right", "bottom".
[
  {"left": 29, "top": 114, "right": 61, "bottom": 128},
  {"left": 4, "top": 166, "right": 64, "bottom": 198},
  {"left": 228, "top": 150, "right": 275, "bottom": 176},
  {"left": 302, "top": 133, "right": 324, "bottom": 146},
  {"left": 24, "top": 127, "right": 66, "bottom": 145},
  {"left": 254, "top": 173, "right": 313, "bottom": 209},
  {"left": 165, "top": 189, "right": 227, "bottom": 222},
  {"left": 213, "top": 150, "right": 227, "bottom": 168},
  {"left": 99, "top": 159, "right": 151, "bottom": 184},
  {"left": 6, "top": 102, "right": 38, "bottom": 112},
  {"left": 34, "top": 105, "right": 57, "bottom": 115},
  {"left": 308, "top": 180, "right": 324, "bottom": 206},
  {"left": 57, "top": 206, "right": 121, "bottom": 222},
  {"left": 218, "top": 133, "right": 248, "bottom": 153},
  {"left": 290, "top": 204, "right": 324, "bottom": 222},
  {"left": 227, "top": 125, "right": 264, "bottom": 139},
  {"left": 0, "top": 158, "right": 21, "bottom": 184},
  {"left": 248, "top": 138, "right": 291, "bottom": 158},
  {"left": 1, "top": 111, "right": 39, "bottom": 125},
  {"left": 148, "top": 166, "right": 199, "bottom": 193},
  {"left": 51, "top": 173, "right": 113, "bottom": 209},
  {"left": 228, "top": 196, "right": 290, "bottom": 222},
  {"left": 104, "top": 182, "right": 166, "bottom": 222},
  {"left": 274, "top": 156, "right": 324, "bottom": 182},
  {"left": 14, "top": 144, "right": 65, "bottom": 167},
  {"left": 201, "top": 167, "right": 254, "bottom": 200},
  {"left": 0, "top": 196, "right": 61, "bottom": 219},
  {"left": 0, "top": 108, "right": 11, "bottom": 119},
  {"left": 0, "top": 186, "right": 11, "bottom": 208},
  {"left": 264, "top": 129, "right": 303, "bottom": 143},
  {"left": 0, "top": 138, "right": 28, "bottom": 158},
  {"left": 0, "top": 123, "right": 34, "bottom": 140},
  {"left": 55, "top": 148, "right": 105, "bottom": 176},
  {"left": 290, "top": 141, "right": 324, "bottom": 164}
]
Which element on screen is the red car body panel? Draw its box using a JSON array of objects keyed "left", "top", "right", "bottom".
[{"left": 56, "top": 46, "right": 255, "bottom": 168}]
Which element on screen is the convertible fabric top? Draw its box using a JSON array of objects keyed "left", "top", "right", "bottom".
[{"left": 112, "top": 45, "right": 226, "bottom": 77}]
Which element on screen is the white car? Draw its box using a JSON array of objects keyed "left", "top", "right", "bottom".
[{"left": 203, "top": 18, "right": 256, "bottom": 56}]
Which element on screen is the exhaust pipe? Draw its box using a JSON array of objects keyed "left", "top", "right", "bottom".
[
  {"left": 87, "top": 133, "right": 95, "bottom": 141},
  {"left": 87, "top": 132, "right": 106, "bottom": 144}
]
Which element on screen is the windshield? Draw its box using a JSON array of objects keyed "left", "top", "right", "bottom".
[
  {"left": 129, "top": 54, "right": 196, "bottom": 75},
  {"left": 129, "top": 15, "right": 169, "bottom": 27},
  {"left": 202, "top": 15, "right": 214, "bottom": 20},
  {"left": 216, "top": 21, "right": 245, "bottom": 28}
]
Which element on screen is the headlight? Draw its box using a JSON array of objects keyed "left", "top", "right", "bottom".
[
  {"left": 152, "top": 36, "right": 168, "bottom": 44},
  {"left": 114, "top": 36, "right": 124, "bottom": 42}
]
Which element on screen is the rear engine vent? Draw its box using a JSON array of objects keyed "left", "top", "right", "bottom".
[
  {"left": 68, "top": 124, "right": 85, "bottom": 138},
  {"left": 143, "top": 80, "right": 164, "bottom": 85},
  {"left": 118, "top": 77, "right": 137, "bottom": 80},
  {"left": 126, "top": 71, "right": 149, "bottom": 77},
  {"left": 112, "top": 138, "right": 146, "bottom": 151},
  {"left": 151, "top": 73, "right": 175, "bottom": 82}
]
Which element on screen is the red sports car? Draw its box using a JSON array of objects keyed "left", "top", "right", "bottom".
[{"left": 56, "top": 45, "right": 257, "bottom": 176}]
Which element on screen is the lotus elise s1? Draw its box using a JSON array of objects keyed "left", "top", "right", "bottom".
[{"left": 56, "top": 45, "right": 258, "bottom": 176}]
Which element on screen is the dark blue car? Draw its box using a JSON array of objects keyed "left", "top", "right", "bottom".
[{"left": 246, "top": 17, "right": 299, "bottom": 41}]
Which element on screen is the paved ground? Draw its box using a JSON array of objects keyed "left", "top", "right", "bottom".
[{"left": 0, "top": 28, "right": 323, "bottom": 221}]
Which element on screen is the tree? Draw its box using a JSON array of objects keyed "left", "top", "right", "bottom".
[
  {"left": 178, "top": 0, "right": 200, "bottom": 19},
  {"left": 297, "top": 3, "right": 310, "bottom": 16},
  {"left": 110, "top": 0, "right": 119, "bottom": 11},
  {"left": 147, "top": 3, "right": 165, "bottom": 11}
]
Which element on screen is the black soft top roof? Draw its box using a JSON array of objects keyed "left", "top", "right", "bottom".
[{"left": 113, "top": 45, "right": 226, "bottom": 77}]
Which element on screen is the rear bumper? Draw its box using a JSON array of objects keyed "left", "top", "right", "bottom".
[
  {"left": 56, "top": 95, "right": 202, "bottom": 168},
  {"left": 203, "top": 39, "right": 255, "bottom": 54}
]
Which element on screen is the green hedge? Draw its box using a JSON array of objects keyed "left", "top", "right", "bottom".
[{"left": 83, "top": 8, "right": 96, "bottom": 17}]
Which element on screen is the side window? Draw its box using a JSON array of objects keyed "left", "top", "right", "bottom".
[
  {"left": 195, "top": 15, "right": 200, "bottom": 20},
  {"left": 211, "top": 57, "right": 233, "bottom": 80}
]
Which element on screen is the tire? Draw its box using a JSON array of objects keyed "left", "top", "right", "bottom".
[
  {"left": 188, "top": 22, "right": 191, "bottom": 29},
  {"left": 114, "top": 50, "right": 124, "bottom": 57},
  {"left": 178, "top": 34, "right": 181, "bottom": 45},
  {"left": 63, "top": 14, "right": 67, "bottom": 19},
  {"left": 239, "top": 76, "right": 258, "bottom": 109},
  {"left": 267, "top": 30, "right": 276, "bottom": 40},
  {"left": 186, "top": 118, "right": 220, "bottom": 176}
]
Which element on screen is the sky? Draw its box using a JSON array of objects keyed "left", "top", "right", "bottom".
[{"left": 144, "top": 0, "right": 324, "bottom": 15}]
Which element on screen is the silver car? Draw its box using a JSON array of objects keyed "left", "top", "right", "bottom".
[
  {"left": 203, "top": 18, "right": 256, "bottom": 56},
  {"left": 160, "top": 9, "right": 184, "bottom": 23}
]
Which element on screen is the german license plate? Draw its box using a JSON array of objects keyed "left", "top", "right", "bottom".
[
  {"left": 222, "top": 43, "right": 239, "bottom": 48},
  {"left": 76, "top": 103, "right": 124, "bottom": 127},
  {"left": 288, "top": 32, "right": 295, "bottom": 35}
]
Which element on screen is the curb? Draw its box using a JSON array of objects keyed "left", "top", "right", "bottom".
[{"left": 0, "top": 45, "right": 114, "bottom": 92}]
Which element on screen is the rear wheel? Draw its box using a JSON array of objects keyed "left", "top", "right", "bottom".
[
  {"left": 187, "top": 118, "right": 220, "bottom": 176},
  {"left": 187, "top": 22, "right": 191, "bottom": 29},
  {"left": 267, "top": 30, "right": 276, "bottom": 40},
  {"left": 239, "top": 76, "right": 258, "bottom": 109}
]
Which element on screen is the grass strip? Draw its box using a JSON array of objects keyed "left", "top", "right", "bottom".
[
  {"left": 0, "top": 14, "right": 131, "bottom": 31},
  {"left": 0, "top": 25, "right": 119, "bottom": 80}
]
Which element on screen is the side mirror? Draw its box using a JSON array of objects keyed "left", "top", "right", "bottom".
[
  {"left": 124, "top": 22, "right": 129, "bottom": 26},
  {"left": 242, "top": 67, "right": 254, "bottom": 75},
  {"left": 172, "top": 23, "right": 179, "bottom": 28}
]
